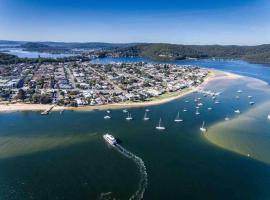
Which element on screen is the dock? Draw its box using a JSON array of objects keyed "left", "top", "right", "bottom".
[{"left": 41, "top": 105, "right": 55, "bottom": 115}]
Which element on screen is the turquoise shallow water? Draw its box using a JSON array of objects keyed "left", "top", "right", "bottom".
[{"left": 1, "top": 58, "right": 270, "bottom": 199}]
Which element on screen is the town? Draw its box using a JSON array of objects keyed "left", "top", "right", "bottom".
[{"left": 0, "top": 61, "right": 208, "bottom": 107}]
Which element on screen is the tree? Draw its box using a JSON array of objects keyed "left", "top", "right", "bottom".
[{"left": 16, "top": 89, "right": 26, "bottom": 100}]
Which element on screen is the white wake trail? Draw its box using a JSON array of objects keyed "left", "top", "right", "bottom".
[{"left": 114, "top": 144, "right": 148, "bottom": 200}]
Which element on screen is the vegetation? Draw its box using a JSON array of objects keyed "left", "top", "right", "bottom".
[{"left": 102, "top": 43, "right": 270, "bottom": 63}]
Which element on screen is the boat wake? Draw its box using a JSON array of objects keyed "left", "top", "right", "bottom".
[{"left": 114, "top": 144, "right": 148, "bottom": 200}]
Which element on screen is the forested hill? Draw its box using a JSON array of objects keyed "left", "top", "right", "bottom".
[{"left": 103, "top": 43, "right": 270, "bottom": 63}]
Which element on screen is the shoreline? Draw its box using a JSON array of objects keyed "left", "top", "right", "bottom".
[{"left": 0, "top": 69, "right": 239, "bottom": 113}]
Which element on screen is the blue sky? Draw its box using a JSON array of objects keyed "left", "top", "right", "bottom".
[{"left": 0, "top": 0, "right": 270, "bottom": 44}]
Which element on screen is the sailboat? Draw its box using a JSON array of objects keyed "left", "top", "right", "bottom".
[
  {"left": 143, "top": 111, "right": 150, "bottom": 121},
  {"left": 106, "top": 110, "right": 111, "bottom": 113},
  {"left": 156, "top": 118, "right": 165, "bottom": 130},
  {"left": 183, "top": 108, "right": 187, "bottom": 112},
  {"left": 104, "top": 114, "right": 111, "bottom": 119},
  {"left": 145, "top": 108, "right": 150, "bottom": 112},
  {"left": 123, "top": 109, "right": 128, "bottom": 113},
  {"left": 237, "top": 90, "right": 242, "bottom": 93},
  {"left": 225, "top": 116, "right": 230, "bottom": 121},
  {"left": 268, "top": 115, "right": 270, "bottom": 120},
  {"left": 174, "top": 112, "right": 183, "bottom": 122},
  {"left": 249, "top": 101, "right": 255, "bottom": 105},
  {"left": 200, "top": 121, "right": 207, "bottom": 132},
  {"left": 126, "top": 112, "right": 133, "bottom": 120},
  {"left": 234, "top": 109, "right": 240, "bottom": 114},
  {"left": 208, "top": 107, "right": 212, "bottom": 110},
  {"left": 195, "top": 107, "right": 200, "bottom": 115},
  {"left": 248, "top": 95, "right": 253, "bottom": 99}
]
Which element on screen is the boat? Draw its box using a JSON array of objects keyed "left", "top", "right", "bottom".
[
  {"left": 236, "top": 96, "right": 240, "bottom": 99},
  {"left": 200, "top": 121, "right": 207, "bottom": 132},
  {"left": 185, "top": 100, "right": 189, "bottom": 103},
  {"left": 248, "top": 95, "right": 253, "bottom": 99},
  {"left": 208, "top": 107, "right": 212, "bottom": 110},
  {"left": 156, "top": 118, "right": 166, "bottom": 130},
  {"left": 214, "top": 101, "right": 220, "bottom": 104},
  {"left": 126, "top": 112, "right": 133, "bottom": 120},
  {"left": 104, "top": 115, "right": 111, "bottom": 119},
  {"left": 249, "top": 101, "right": 255, "bottom": 105},
  {"left": 195, "top": 107, "right": 200, "bottom": 115},
  {"left": 103, "top": 134, "right": 117, "bottom": 146},
  {"left": 41, "top": 111, "right": 49, "bottom": 115},
  {"left": 143, "top": 111, "right": 150, "bottom": 121},
  {"left": 225, "top": 116, "right": 230, "bottom": 121},
  {"left": 123, "top": 109, "right": 128, "bottom": 113},
  {"left": 145, "top": 108, "right": 150, "bottom": 112},
  {"left": 237, "top": 90, "right": 242, "bottom": 93},
  {"left": 106, "top": 110, "right": 111, "bottom": 113},
  {"left": 198, "top": 102, "right": 203, "bottom": 106},
  {"left": 174, "top": 112, "right": 183, "bottom": 122},
  {"left": 234, "top": 109, "right": 240, "bottom": 114},
  {"left": 268, "top": 115, "right": 270, "bottom": 120},
  {"left": 60, "top": 109, "right": 64, "bottom": 114}
]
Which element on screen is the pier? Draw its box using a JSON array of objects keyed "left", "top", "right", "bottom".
[{"left": 41, "top": 105, "right": 55, "bottom": 115}]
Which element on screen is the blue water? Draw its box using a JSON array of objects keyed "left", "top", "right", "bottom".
[
  {"left": 1, "top": 57, "right": 270, "bottom": 199},
  {"left": 1, "top": 48, "right": 75, "bottom": 58}
]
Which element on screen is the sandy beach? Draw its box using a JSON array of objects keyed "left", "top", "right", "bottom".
[{"left": 0, "top": 69, "right": 240, "bottom": 113}]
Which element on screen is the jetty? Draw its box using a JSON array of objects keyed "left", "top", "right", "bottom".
[{"left": 41, "top": 105, "right": 55, "bottom": 115}]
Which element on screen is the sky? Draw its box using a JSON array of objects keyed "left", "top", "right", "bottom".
[{"left": 0, "top": 0, "right": 270, "bottom": 45}]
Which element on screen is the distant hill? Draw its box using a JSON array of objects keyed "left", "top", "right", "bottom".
[{"left": 104, "top": 43, "right": 270, "bottom": 63}]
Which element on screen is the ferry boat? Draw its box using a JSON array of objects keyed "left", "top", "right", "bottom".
[
  {"left": 156, "top": 118, "right": 166, "bottom": 130},
  {"left": 200, "top": 121, "right": 207, "bottom": 132},
  {"left": 103, "top": 134, "right": 117, "bottom": 146},
  {"left": 174, "top": 112, "right": 183, "bottom": 122}
]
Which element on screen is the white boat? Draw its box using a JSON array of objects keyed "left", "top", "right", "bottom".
[
  {"left": 183, "top": 108, "right": 187, "bottom": 112},
  {"left": 145, "top": 109, "right": 150, "bottom": 112},
  {"left": 197, "top": 97, "right": 201, "bottom": 100},
  {"left": 268, "top": 115, "right": 270, "bottom": 120},
  {"left": 185, "top": 100, "right": 189, "bottom": 103},
  {"left": 104, "top": 115, "right": 111, "bottom": 119},
  {"left": 208, "top": 107, "right": 212, "bottom": 110},
  {"left": 156, "top": 118, "right": 166, "bottom": 130},
  {"left": 200, "top": 121, "right": 207, "bottom": 132},
  {"left": 106, "top": 110, "right": 111, "bottom": 113},
  {"left": 234, "top": 109, "right": 240, "bottom": 114},
  {"left": 126, "top": 112, "right": 133, "bottom": 120},
  {"left": 236, "top": 96, "right": 240, "bottom": 99},
  {"left": 248, "top": 95, "right": 253, "bottom": 99},
  {"left": 123, "top": 109, "right": 128, "bottom": 113},
  {"left": 103, "top": 134, "right": 117, "bottom": 146},
  {"left": 198, "top": 102, "right": 203, "bottom": 106},
  {"left": 225, "top": 117, "right": 230, "bottom": 121},
  {"left": 195, "top": 107, "right": 200, "bottom": 115},
  {"left": 249, "top": 101, "right": 255, "bottom": 105},
  {"left": 237, "top": 90, "right": 242, "bottom": 93},
  {"left": 174, "top": 112, "right": 183, "bottom": 122},
  {"left": 214, "top": 101, "right": 220, "bottom": 104},
  {"left": 143, "top": 111, "right": 150, "bottom": 121}
]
